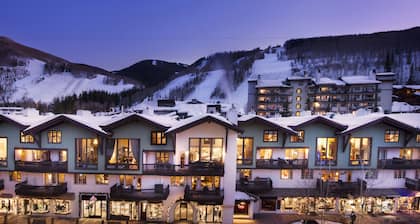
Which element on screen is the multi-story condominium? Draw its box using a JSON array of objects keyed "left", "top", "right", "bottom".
[
  {"left": 235, "top": 113, "right": 420, "bottom": 218},
  {"left": 247, "top": 72, "right": 395, "bottom": 117},
  {"left": 0, "top": 107, "right": 419, "bottom": 223}
]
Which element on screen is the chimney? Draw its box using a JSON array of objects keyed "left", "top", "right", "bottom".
[
  {"left": 370, "top": 69, "right": 377, "bottom": 80},
  {"left": 226, "top": 105, "right": 238, "bottom": 125}
]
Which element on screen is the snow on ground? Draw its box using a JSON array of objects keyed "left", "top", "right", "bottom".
[
  {"left": 185, "top": 70, "right": 225, "bottom": 102},
  {"left": 149, "top": 73, "right": 196, "bottom": 100},
  {"left": 11, "top": 60, "right": 134, "bottom": 103},
  {"left": 391, "top": 101, "right": 420, "bottom": 113},
  {"left": 250, "top": 53, "right": 292, "bottom": 80}
]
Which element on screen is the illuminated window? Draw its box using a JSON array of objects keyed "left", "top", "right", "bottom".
[
  {"left": 263, "top": 130, "right": 278, "bottom": 142},
  {"left": 20, "top": 132, "right": 34, "bottom": 143},
  {"left": 44, "top": 173, "right": 65, "bottom": 185},
  {"left": 394, "top": 170, "right": 406, "bottom": 179},
  {"left": 285, "top": 148, "right": 308, "bottom": 160},
  {"left": 151, "top": 131, "right": 166, "bottom": 145},
  {"left": 316, "top": 138, "right": 337, "bottom": 166},
  {"left": 95, "top": 174, "right": 108, "bottom": 185},
  {"left": 9, "top": 171, "right": 21, "bottom": 182},
  {"left": 258, "top": 89, "right": 268, "bottom": 94},
  {"left": 74, "top": 174, "right": 87, "bottom": 184},
  {"left": 0, "top": 138, "right": 7, "bottom": 166},
  {"left": 296, "top": 103, "right": 301, "bottom": 109},
  {"left": 48, "top": 130, "right": 62, "bottom": 144},
  {"left": 258, "top": 149, "right": 272, "bottom": 159},
  {"left": 400, "top": 149, "right": 412, "bottom": 160},
  {"left": 349, "top": 138, "right": 371, "bottom": 165},
  {"left": 301, "top": 169, "right": 313, "bottom": 179},
  {"left": 237, "top": 137, "right": 253, "bottom": 165},
  {"left": 239, "top": 169, "right": 252, "bottom": 179},
  {"left": 280, "top": 169, "right": 293, "bottom": 179},
  {"left": 76, "top": 138, "right": 98, "bottom": 169},
  {"left": 296, "top": 96, "right": 301, "bottom": 102},
  {"left": 320, "top": 87, "right": 328, "bottom": 92},
  {"left": 106, "top": 139, "right": 140, "bottom": 170},
  {"left": 170, "top": 176, "right": 185, "bottom": 187},
  {"left": 192, "top": 176, "right": 220, "bottom": 190},
  {"left": 156, "top": 152, "right": 169, "bottom": 163},
  {"left": 385, "top": 130, "right": 399, "bottom": 143},
  {"left": 189, "top": 138, "right": 223, "bottom": 163},
  {"left": 417, "top": 134, "right": 420, "bottom": 143},
  {"left": 296, "top": 88, "right": 302, "bottom": 94},
  {"left": 290, "top": 130, "right": 304, "bottom": 143}
]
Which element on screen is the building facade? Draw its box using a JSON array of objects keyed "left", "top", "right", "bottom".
[{"left": 0, "top": 109, "right": 419, "bottom": 222}]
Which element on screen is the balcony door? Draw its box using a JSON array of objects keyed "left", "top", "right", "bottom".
[{"left": 174, "top": 202, "right": 192, "bottom": 221}]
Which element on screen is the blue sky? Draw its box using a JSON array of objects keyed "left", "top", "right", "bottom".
[{"left": 2, "top": 0, "right": 419, "bottom": 70}]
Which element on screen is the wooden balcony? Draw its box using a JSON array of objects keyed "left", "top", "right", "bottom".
[
  {"left": 15, "top": 181, "right": 67, "bottom": 197},
  {"left": 15, "top": 160, "right": 68, "bottom": 172},
  {"left": 405, "top": 178, "right": 420, "bottom": 191},
  {"left": 184, "top": 185, "right": 224, "bottom": 204},
  {"left": 142, "top": 162, "right": 224, "bottom": 176},
  {"left": 256, "top": 159, "right": 308, "bottom": 169},
  {"left": 110, "top": 184, "right": 169, "bottom": 201},
  {"left": 236, "top": 177, "right": 273, "bottom": 194},
  {"left": 378, "top": 159, "right": 420, "bottom": 169},
  {"left": 317, "top": 178, "right": 366, "bottom": 197}
]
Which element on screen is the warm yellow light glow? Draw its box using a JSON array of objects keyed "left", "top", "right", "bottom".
[{"left": 93, "top": 138, "right": 99, "bottom": 146}]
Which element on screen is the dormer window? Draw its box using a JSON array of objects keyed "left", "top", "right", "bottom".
[
  {"left": 290, "top": 131, "right": 304, "bottom": 143},
  {"left": 263, "top": 130, "right": 278, "bottom": 142},
  {"left": 151, "top": 131, "right": 166, "bottom": 145},
  {"left": 20, "top": 132, "right": 34, "bottom": 143},
  {"left": 385, "top": 130, "right": 399, "bottom": 143}
]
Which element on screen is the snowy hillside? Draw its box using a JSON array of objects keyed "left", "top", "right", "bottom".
[{"left": 9, "top": 60, "right": 134, "bottom": 103}]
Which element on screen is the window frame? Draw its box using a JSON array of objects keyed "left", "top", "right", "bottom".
[
  {"left": 106, "top": 138, "right": 140, "bottom": 170},
  {"left": 0, "top": 137, "right": 7, "bottom": 167},
  {"left": 280, "top": 169, "right": 293, "bottom": 180},
  {"left": 301, "top": 169, "right": 313, "bottom": 179},
  {"left": 237, "top": 137, "right": 254, "bottom": 165},
  {"left": 384, "top": 129, "right": 399, "bottom": 143},
  {"left": 263, "top": 130, "right": 278, "bottom": 142},
  {"left": 74, "top": 174, "right": 87, "bottom": 184},
  {"left": 151, "top": 131, "right": 167, "bottom": 145},
  {"left": 20, "top": 132, "right": 34, "bottom": 144},
  {"left": 290, "top": 130, "right": 304, "bottom": 143},
  {"left": 75, "top": 138, "right": 99, "bottom": 169},
  {"left": 315, "top": 137, "right": 338, "bottom": 166},
  {"left": 48, "top": 130, "right": 62, "bottom": 144},
  {"left": 188, "top": 138, "right": 224, "bottom": 163},
  {"left": 95, "top": 174, "right": 109, "bottom": 185},
  {"left": 349, "top": 137, "right": 372, "bottom": 166}
]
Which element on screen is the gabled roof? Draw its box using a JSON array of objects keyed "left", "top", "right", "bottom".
[
  {"left": 0, "top": 114, "right": 28, "bottom": 129},
  {"left": 340, "top": 115, "right": 418, "bottom": 135},
  {"left": 166, "top": 114, "right": 242, "bottom": 134},
  {"left": 23, "top": 114, "right": 110, "bottom": 136},
  {"left": 100, "top": 113, "right": 171, "bottom": 131},
  {"left": 238, "top": 115, "right": 297, "bottom": 135},
  {"left": 288, "top": 116, "right": 348, "bottom": 131}
]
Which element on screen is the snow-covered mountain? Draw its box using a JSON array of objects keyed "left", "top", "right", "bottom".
[{"left": 0, "top": 36, "right": 136, "bottom": 103}]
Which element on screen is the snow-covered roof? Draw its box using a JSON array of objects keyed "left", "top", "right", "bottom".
[
  {"left": 100, "top": 112, "right": 176, "bottom": 129},
  {"left": 166, "top": 114, "right": 241, "bottom": 134},
  {"left": 340, "top": 75, "right": 381, "bottom": 85},
  {"left": 256, "top": 79, "right": 290, "bottom": 88},
  {"left": 314, "top": 77, "right": 346, "bottom": 86},
  {"left": 235, "top": 191, "right": 257, "bottom": 201},
  {"left": 287, "top": 76, "right": 312, "bottom": 81},
  {"left": 392, "top": 102, "right": 420, "bottom": 113},
  {"left": 238, "top": 114, "right": 297, "bottom": 134},
  {"left": 393, "top": 85, "right": 420, "bottom": 90}
]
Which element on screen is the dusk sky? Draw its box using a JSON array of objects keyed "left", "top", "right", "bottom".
[{"left": 2, "top": 0, "right": 420, "bottom": 70}]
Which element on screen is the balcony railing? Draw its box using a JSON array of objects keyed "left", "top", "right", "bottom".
[
  {"left": 15, "top": 181, "right": 67, "bottom": 197},
  {"left": 75, "top": 162, "right": 98, "bottom": 170},
  {"left": 110, "top": 184, "right": 170, "bottom": 201},
  {"left": 236, "top": 177, "right": 273, "bottom": 194},
  {"left": 256, "top": 159, "right": 308, "bottom": 169},
  {"left": 378, "top": 159, "right": 420, "bottom": 169},
  {"left": 142, "top": 162, "right": 224, "bottom": 176},
  {"left": 317, "top": 178, "right": 366, "bottom": 197},
  {"left": 184, "top": 185, "right": 224, "bottom": 204},
  {"left": 15, "top": 161, "right": 68, "bottom": 172},
  {"left": 405, "top": 178, "right": 420, "bottom": 191}
]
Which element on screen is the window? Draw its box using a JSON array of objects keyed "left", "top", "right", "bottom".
[
  {"left": 261, "top": 198, "right": 276, "bottom": 211},
  {"left": 151, "top": 131, "right": 166, "bottom": 145},
  {"left": 237, "top": 137, "right": 253, "bottom": 165},
  {"left": 320, "top": 87, "right": 328, "bottom": 92},
  {"left": 20, "top": 132, "right": 34, "bottom": 143},
  {"left": 296, "top": 96, "right": 301, "bottom": 102},
  {"left": 95, "top": 174, "right": 109, "bottom": 185},
  {"left": 258, "top": 148, "right": 272, "bottom": 159},
  {"left": 263, "top": 130, "right": 278, "bottom": 142},
  {"left": 189, "top": 138, "right": 223, "bottom": 163},
  {"left": 349, "top": 138, "right": 371, "bottom": 165},
  {"left": 48, "top": 130, "right": 62, "bottom": 144},
  {"left": 385, "top": 130, "right": 399, "bottom": 143},
  {"left": 290, "top": 130, "right": 304, "bottom": 143},
  {"left": 106, "top": 139, "right": 140, "bottom": 170},
  {"left": 280, "top": 169, "right": 293, "bottom": 179},
  {"left": 365, "top": 170, "right": 378, "bottom": 179},
  {"left": 301, "top": 169, "right": 313, "bottom": 179},
  {"left": 285, "top": 148, "right": 308, "bottom": 160},
  {"left": 119, "top": 175, "right": 141, "bottom": 189},
  {"left": 296, "top": 88, "right": 302, "bottom": 94},
  {"left": 74, "top": 174, "right": 87, "bottom": 184},
  {"left": 296, "top": 103, "right": 301, "bottom": 109},
  {"left": 295, "top": 111, "right": 301, "bottom": 116},
  {"left": 400, "top": 149, "right": 412, "bottom": 160},
  {"left": 44, "top": 173, "right": 65, "bottom": 185},
  {"left": 76, "top": 138, "right": 98, "bottom": 169},
  {"left": 0, "top": 138, "right": 7, "bottom": 166},
  {"left": 239, "top": 169, "right": 252, "bottom": 179},
  {"left": 316, "top": 138, "right": 337, "bottom": 166},
  {"left": 170, "top": 176, "right": 185, "bottom": 187},
  {"left": 9, "top": 171, "right": 21, "bottom": 182},
  {"left": 394, "top": 170, "right": 406, "bottom": 179},
  {"left": 192, "top": 176, "right": 220, "bottom": 190},
  {"left": 156, "top": 152, "right": 169, "bottom": 163},
  {"left": 417, "top": 134, "right": 420, "bottom": 143}
]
